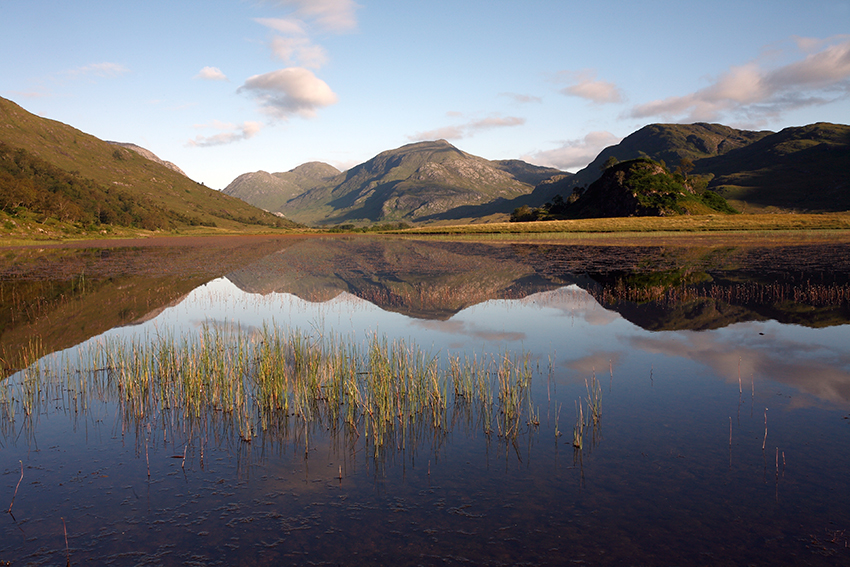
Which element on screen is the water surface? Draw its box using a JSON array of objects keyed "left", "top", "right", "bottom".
[{"left": 2, "top": 235, "right": 849, "bottom": 565}]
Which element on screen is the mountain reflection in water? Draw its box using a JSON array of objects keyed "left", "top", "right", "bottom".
[{"left": 1, "top": 235, "right": 849, "bottom": 566}]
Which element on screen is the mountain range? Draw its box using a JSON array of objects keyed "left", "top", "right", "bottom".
[
  {"left": 226, "top": 122, "right": 849, "bottom": 224},
  {"left": 225, "top": 139, "right": 563, "bottom": 225},
  {"left": 1, "top": 94, "right": 848, "bottom": 230}
]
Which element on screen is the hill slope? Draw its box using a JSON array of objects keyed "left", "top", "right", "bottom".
[
  {"left": 696, "top": 122, "right": 850, "bottom": 212},
  {"left": 0, "top": 96, "right": 296, "bottom": 231}
]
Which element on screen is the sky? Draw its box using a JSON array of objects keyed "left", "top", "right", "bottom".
[{"left": 2, "top": 0, "right": 849, "bottom": 189}]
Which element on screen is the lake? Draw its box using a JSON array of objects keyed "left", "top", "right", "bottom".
[{"left": 2, "top": 234, "right": 850, "bottom": 566}]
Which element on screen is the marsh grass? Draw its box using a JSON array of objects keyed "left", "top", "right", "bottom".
[
  {"left": 572, "top": 373, "right": 603, "bottom": 452},
  {"left": 2, "top": 323, "right": 538, "bottom": 466}
]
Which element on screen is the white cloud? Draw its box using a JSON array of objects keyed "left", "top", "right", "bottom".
[
  {"left": 195, "top": 66, "right": 228, "bottom": 81},
  {"left": 268, "top": 0, "right": 360, "bottom": 33},
  {"left": 630, "top": 37, "right": 850, "bottom": 123},
  {"left": 65, "top": 62, "right": 129, "bottom": 78},
  {"left": 271, "top": 36, "right": 328, "bottom": 69},
  {"left": 523, "top": 131, "right": 621, "bottom": 171},
  {"left": 187, "top": 121, "right": 263, "bottom": 147},
  {"left": 558, "top": 70, "right": 624, "bottom": 104},
  {"left": 237, "top": 67, "right": 338, "bottom": 119},
  {"left": 409, "top": 114, "right": 525, "bottom": 141}
]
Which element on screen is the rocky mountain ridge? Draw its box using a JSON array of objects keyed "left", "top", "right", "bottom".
[
  {"left": 107, "top": 141, "right": 188, "bottom": 177},
  {"left": 225, "top": 139, "right": 565, "bottom": 224}
]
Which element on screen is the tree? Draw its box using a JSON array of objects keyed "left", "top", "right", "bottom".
[
  {"left": 676, "top": 157, "right": 695, "bottom": 179},
  {"left": 510, "top": 205, "right": 540, "bottom": 222},
  {"left": 601, "top": 156, "right": 620, "bottom": 171}
]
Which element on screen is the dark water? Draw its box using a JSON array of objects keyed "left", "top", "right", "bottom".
[{"left": 2, "top": 235, "right": 850, "bottom": 565}]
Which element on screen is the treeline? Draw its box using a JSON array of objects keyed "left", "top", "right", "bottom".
[{"left": 0, "top": 141, "right": 172, "bottom": 229}]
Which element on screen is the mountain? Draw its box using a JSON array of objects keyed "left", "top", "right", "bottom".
[
  {"left": 528, "top": 123, "right": 772, "bottom": 204},
  {"left": 226, "top": 140, "right": 565, "bottom": 225},
  {"left": 107, "top": 141, "right": 188, "bottom": 177},
  {"left": 0, "top": 96, "right": 296, "bottom": 232},
  {"left": 695, "top": 122, "right": 850, "bottom": 212},
  {"left": 223, "top": 162, "right": 340, "bottom": 213},
  {"left": 529, "top": 122, "right": 850, "bottom": 213}
]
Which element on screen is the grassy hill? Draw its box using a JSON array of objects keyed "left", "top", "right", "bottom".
[{"left": 0, "top": 96, "right": 298, "bottom": 235}]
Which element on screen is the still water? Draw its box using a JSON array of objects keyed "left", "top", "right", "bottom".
[{"left": 1, "top": 235, "right": 849, "bottom": 565}]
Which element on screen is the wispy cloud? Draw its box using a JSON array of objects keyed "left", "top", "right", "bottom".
[
  {"left": 237, "top": 67, "right": 338, "bottom": 119},
  {"left": 64, "top": 62, "right": 129, "bottom": 78},
  {"left": 557, "top": 70, "right": 624, "bottom": 104},
  {"left": 524, "top": 131, "right": 621, "bottom": 171},
  {"left": 194, "top": 66, "right": 228, "bottom": 81},
  {"left": 270, "top": 36, "right": 328, "bottom": 69},
  {"left": 254, "top": 16, "right": 308, "bottom": 35},
  {"left": 186, "top": 120, "right": 263, "bottom": 147},
  {"left": 500, "top": 92, "right": 543, "bottom": 104},
  {"left": 630, "top": 36, "right": 850, "bottom": 123},
  {"left": 266, "top": 0, "right": 361, "bottom": 33},
  {"left": 409, "top": 114, "right": 525, "bottom": 141}
]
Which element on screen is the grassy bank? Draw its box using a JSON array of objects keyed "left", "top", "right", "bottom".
[{"left": 395, "top": 213, "right": 850, "bottom": 236}]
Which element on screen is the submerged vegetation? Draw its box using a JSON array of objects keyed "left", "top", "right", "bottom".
[{"left": 1, "top": 324, "right": 541, "bottom": 464}]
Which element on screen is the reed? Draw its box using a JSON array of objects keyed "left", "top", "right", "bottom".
[
  {"left": 586, "top": 372, "right": 602, "bottom": 425},
  {"left": 1, "top": 323, "right": 538, "bottom": 464},
  {"left": 6, "top": 460, "right": 22, "bottom": 515},
  {"left": 572, "top": 400, "right": 584, "bottom": 450},
  {"left": 571, "top": 371, "right": 604, "bottom": 452}
]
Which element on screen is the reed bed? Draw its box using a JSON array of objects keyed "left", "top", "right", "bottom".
[
  {"left": 1, "top": 323, "right": 538, "bottom": 463},
  {"left": 594, "top": 280, "right": 850, "bottom": 308}
]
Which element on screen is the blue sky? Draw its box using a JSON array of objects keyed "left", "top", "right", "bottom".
[{"left": 2, "top": 0, "right": 849, "bottom": 188}]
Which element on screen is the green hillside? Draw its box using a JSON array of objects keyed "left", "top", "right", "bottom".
[
  {"left": 0, "top": 96, "right": 297, "bottom": 233},
  {"left": 696, "top": 122, "right": 850, "bottom": 212}
]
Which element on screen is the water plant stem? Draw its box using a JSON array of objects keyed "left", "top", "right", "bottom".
[{"left": 6, "top": 460, "right": 22, "bottom": 515}]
